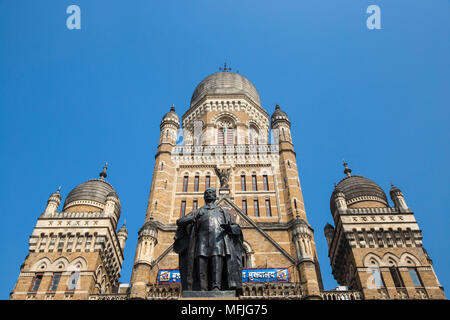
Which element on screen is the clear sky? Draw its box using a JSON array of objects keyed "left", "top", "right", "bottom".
[{"left": 0, "top": 1, "right": 449, "bottom": 299}]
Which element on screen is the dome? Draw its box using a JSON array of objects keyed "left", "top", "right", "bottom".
[
  {"left": 271, "top": 104, "right": 290, "bottom": 127},
  {"left": 330, "top": 163, "right": 388, "bottom": 213},
  {"left": 63, "top": 165, "right": 120, "bottom": 214},
  {"left": 63, "top": 179, "right": 117, "bottom": 209},
  {"left": 161, "top": 105, "right": 179, "bottom": 124},
  {"left": 190, "top": 71, "right": 261, "bottom": 107}
]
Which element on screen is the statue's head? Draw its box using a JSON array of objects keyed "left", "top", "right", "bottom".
[{"left": 204, "top": 187, "right": 217, "bottom": 203}]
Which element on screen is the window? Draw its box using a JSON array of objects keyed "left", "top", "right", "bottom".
[
  {"left": 218, "top": 128, "right": 225, "bottom": 145},
  {"left": 371, "top": 268, "right": 384, "bottom": 288},
  {"left": 193, "top": 200, "right": 198, "bottom": 211},
  {"left": 408, "top": 268, "right": 423, "bottom": 287},
  {"left": 226, "top": 127, "right": 234, "bottom": 145},
  {"left": 265, "top": 199, "right": 272, "bottom": 216},
  {"left": 254, "top": 199, "right": 260, "bottom": 217},
  {"left": 154, "top": 201, "right": 158, "bottom": 211},
  {"left": 252, "top": 175, "right": 258, "bottom": 191},
  {"left": 241, "top": 175, "right": 246, "bottom": 191},
  {"left": 180, "top": 201, "right": 186, "bottom": 217},
  {"left": 30, "top": 273, "right": 43, "bottom": 292},
  {"left": 194, "top": 176, "right": 199, "bottom": 192},
  {"left": 160, "top": 163, "right": 164, "bottom": 171},
  {"left": 249, "top": 126, "right": 259, "bottom": 145},
  {"left": 49, "top": 273, "right": 62, "bottom": 292},
  {"left": 390, "top": 267, "right": 404, "bottom": 288},
  {"left": 205, "top": 176, "right": 211, "bottom": 189},
  {"left": 263, "top": 175, "right": 269, "bottom": 191},
  {"left": 67, "top": 272, "right": 79, "bottom": 291},
  {"left": 183, "top": 176, "right": 189, "bottom": 192},
  {"left": 242, "top": 199, "right": 247, "bottom": 215}
]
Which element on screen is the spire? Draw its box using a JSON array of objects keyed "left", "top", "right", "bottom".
[
  {"left": 219, "top": 62, "right": 231, "bottom": 72},
  {"left": 57, "top": 186, "right": 61, "bottom": 193},
  {"left": 343, "top": 159, "right": 352, "bottom": 177},
  {"left": 170, "top": 104, "right": 175, "bottom": 112},
  {"left": 99, "top": 162, "right": 108, "bottom": 180}
]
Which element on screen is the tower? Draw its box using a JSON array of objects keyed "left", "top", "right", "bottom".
[
  {"left": 324, "top": 162, "right": 446, "bottom": 299},
  {"left": 130, "top": 69, "right": 323, "bottom": 299},
  {"left": 10, "top": 165, "right": 127, "bottom": 300}
]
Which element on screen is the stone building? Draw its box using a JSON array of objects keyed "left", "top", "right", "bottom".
[
  {"left": 324, "top": 161, "right": 446, "bottom": 299},
  {"left": 10, "top": 68, "right": 446, "bottom": 300},
  {"left": 10, "top": 165, "right": 128, "bottom": 300}
]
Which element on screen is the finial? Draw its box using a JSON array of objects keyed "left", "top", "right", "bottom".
[
  {"left": 334, "top": 182, "right": 337, "bottom": 189},
  {"left": 123, "top": 219, "right": 126, "bottom": 227},
  {"left": 219, "top": 62, "right": 231, "bottom": 72},
  {"left": 99, "top": 162, "right": 108, "bottom": 179},
  {"left": 170, "top": 104, "right": 175, "bottom": 112},
  {"left": 275, "top": 104, "right": 280, "bottom": 110},
  {"left": 343, "top": 159, "right": 352, "bottom": 177},
  {"left": 390, "top": 181, "right": 394, "bottom": 188},
  {"left": 57, "top": 186, "right": 61, "bottom": 193}
]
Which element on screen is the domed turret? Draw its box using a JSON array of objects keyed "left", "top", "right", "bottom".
[
  {"left": 63, "top": 163, "right": 121, "bottom": 217},
  {"left": 271, "top": 104, "right": 291, "bottom": 128},
  {"left": 190, "top": 70, "right": 261, "bottom": 108},
  {"left": 117, "top": 221, "right": 128, "bottom": 251},
  {"left": 160, "top": 105, "right": 180, "bottom": 129},
  {"left": 44, "top": 186, "right": 62, "bottom": 215},
  {"left": 390, "top": 183, "right": 409, "bottom": 211},
  {"left": 330, "top": 161, "right": 388, "bottom": 213}
]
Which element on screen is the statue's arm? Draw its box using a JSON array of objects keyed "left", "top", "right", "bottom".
[{"left": 176, "top": 210, "right": 199, "bottom": 226}]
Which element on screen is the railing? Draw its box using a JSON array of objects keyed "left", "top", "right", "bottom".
[
  {"left": 172, "top": 144, "right": 279, "bottom": 156},
  {"left": 320, "top": 290, "right": 363, "bottom": 300},
  {"left": 146, "top": 284, "right": 182, "bottom": 300},
  {"left": 89, "top": 285, "right": 363, "bottom": 300},
  {"left": 89, "top": 293, "right": 128, "bottom": 300},
  {"left": 240, "top": 283, "right": 303, "bottom": 299}
]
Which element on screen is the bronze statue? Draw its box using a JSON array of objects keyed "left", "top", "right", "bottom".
[
  {"left": 174, "top": 188, "right": 243, "bottom": 292},
  {"left": 214, "top": 166, "right": 231, "bottom": 189}
]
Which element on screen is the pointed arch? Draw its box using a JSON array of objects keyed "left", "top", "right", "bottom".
[
  {"left": 69, "top": 256, "right": 88, "bottom": 270},
  {"left": 52, "top": 256, "right": 70, "bottom": 271},
  {"left": 363, "top": 252, "right": 382, "bottom": 267},
  {"left": 381, "top": 252, "right": 400, "bottom": 267},
  {"left": 31, "top": 257, "right": 52, "bottom": 272},
  {"left": 399, "top": 252, "right": 421, "bottom": 267}
]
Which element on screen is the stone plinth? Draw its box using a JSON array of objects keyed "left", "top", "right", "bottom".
[{"left": 180, "top": 290, "right": 237, "bottom": 300}]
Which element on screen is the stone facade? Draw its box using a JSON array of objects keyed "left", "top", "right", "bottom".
[
  {"left": 325, "top": 165, "right": 446, "bottom": 299},
  {"left": 10, "top": 169, "right": 128, "bottom": 300},
  {"left": 10, "top": 70, "right": 446, "bottom": 300}
]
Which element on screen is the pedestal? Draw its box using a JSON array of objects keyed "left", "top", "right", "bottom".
[{"left": 180, "top": 290, "right": 238, "bottom": 300}]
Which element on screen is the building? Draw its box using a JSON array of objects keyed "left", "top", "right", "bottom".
[
  {"left": 10, "top": 165, "right": 128, "bottom": 300},
  {"left": 10, "top": 68, "right": 446, "bottom": 300},
  {"left": 324, "top": 161, "right": 446, "bottom": 299}
]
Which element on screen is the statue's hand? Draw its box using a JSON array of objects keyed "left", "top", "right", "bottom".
[{"left": 220, "top": 223, "right": 232, "bottom": 233}]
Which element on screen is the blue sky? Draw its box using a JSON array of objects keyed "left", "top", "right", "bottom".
[{"left": 0, "top": 1, "right": 449, "bottom": 299}]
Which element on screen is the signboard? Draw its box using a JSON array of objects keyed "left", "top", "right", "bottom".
[
  {"left": 157, "top": 268, "right": 289, "bottom": 284},
  {"left": 158, "top": 269, "right": 181, "bottom": 284},
  {"left": 242, "top": 268, "right": 289, "bottom": 283}
]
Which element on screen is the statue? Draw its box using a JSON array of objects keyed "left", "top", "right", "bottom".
[
  {"left": 173, "top": 188, "right": 243, "bottom": 292},
  {"left": 214, "top": 166, "right": 231, "bottom": 189}
]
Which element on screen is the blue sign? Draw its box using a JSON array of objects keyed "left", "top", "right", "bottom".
[
  {"left": 157, "top": 268, "right": 289, "bottom": 284},
  {"left": 242, "top": 268, "right": 289, "bottom": 283},
  {"left": 158, "top": 269, "right": 180, "bottom": 283}
]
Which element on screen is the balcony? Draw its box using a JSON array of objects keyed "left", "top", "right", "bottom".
[{"left": 172, "top": 144, "right": 279, "bottom": 156}]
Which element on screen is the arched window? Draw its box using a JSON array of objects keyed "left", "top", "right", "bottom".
[
  {"left": 249, "top": 125, "right": 259, "bottom": 145},
  {"left": 216, "top": 117, "right": 235, "bottom": 145}
]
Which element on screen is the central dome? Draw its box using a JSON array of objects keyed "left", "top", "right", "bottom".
[{"left": 190, "top": 72, "right": 261, "bottom": 107}]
